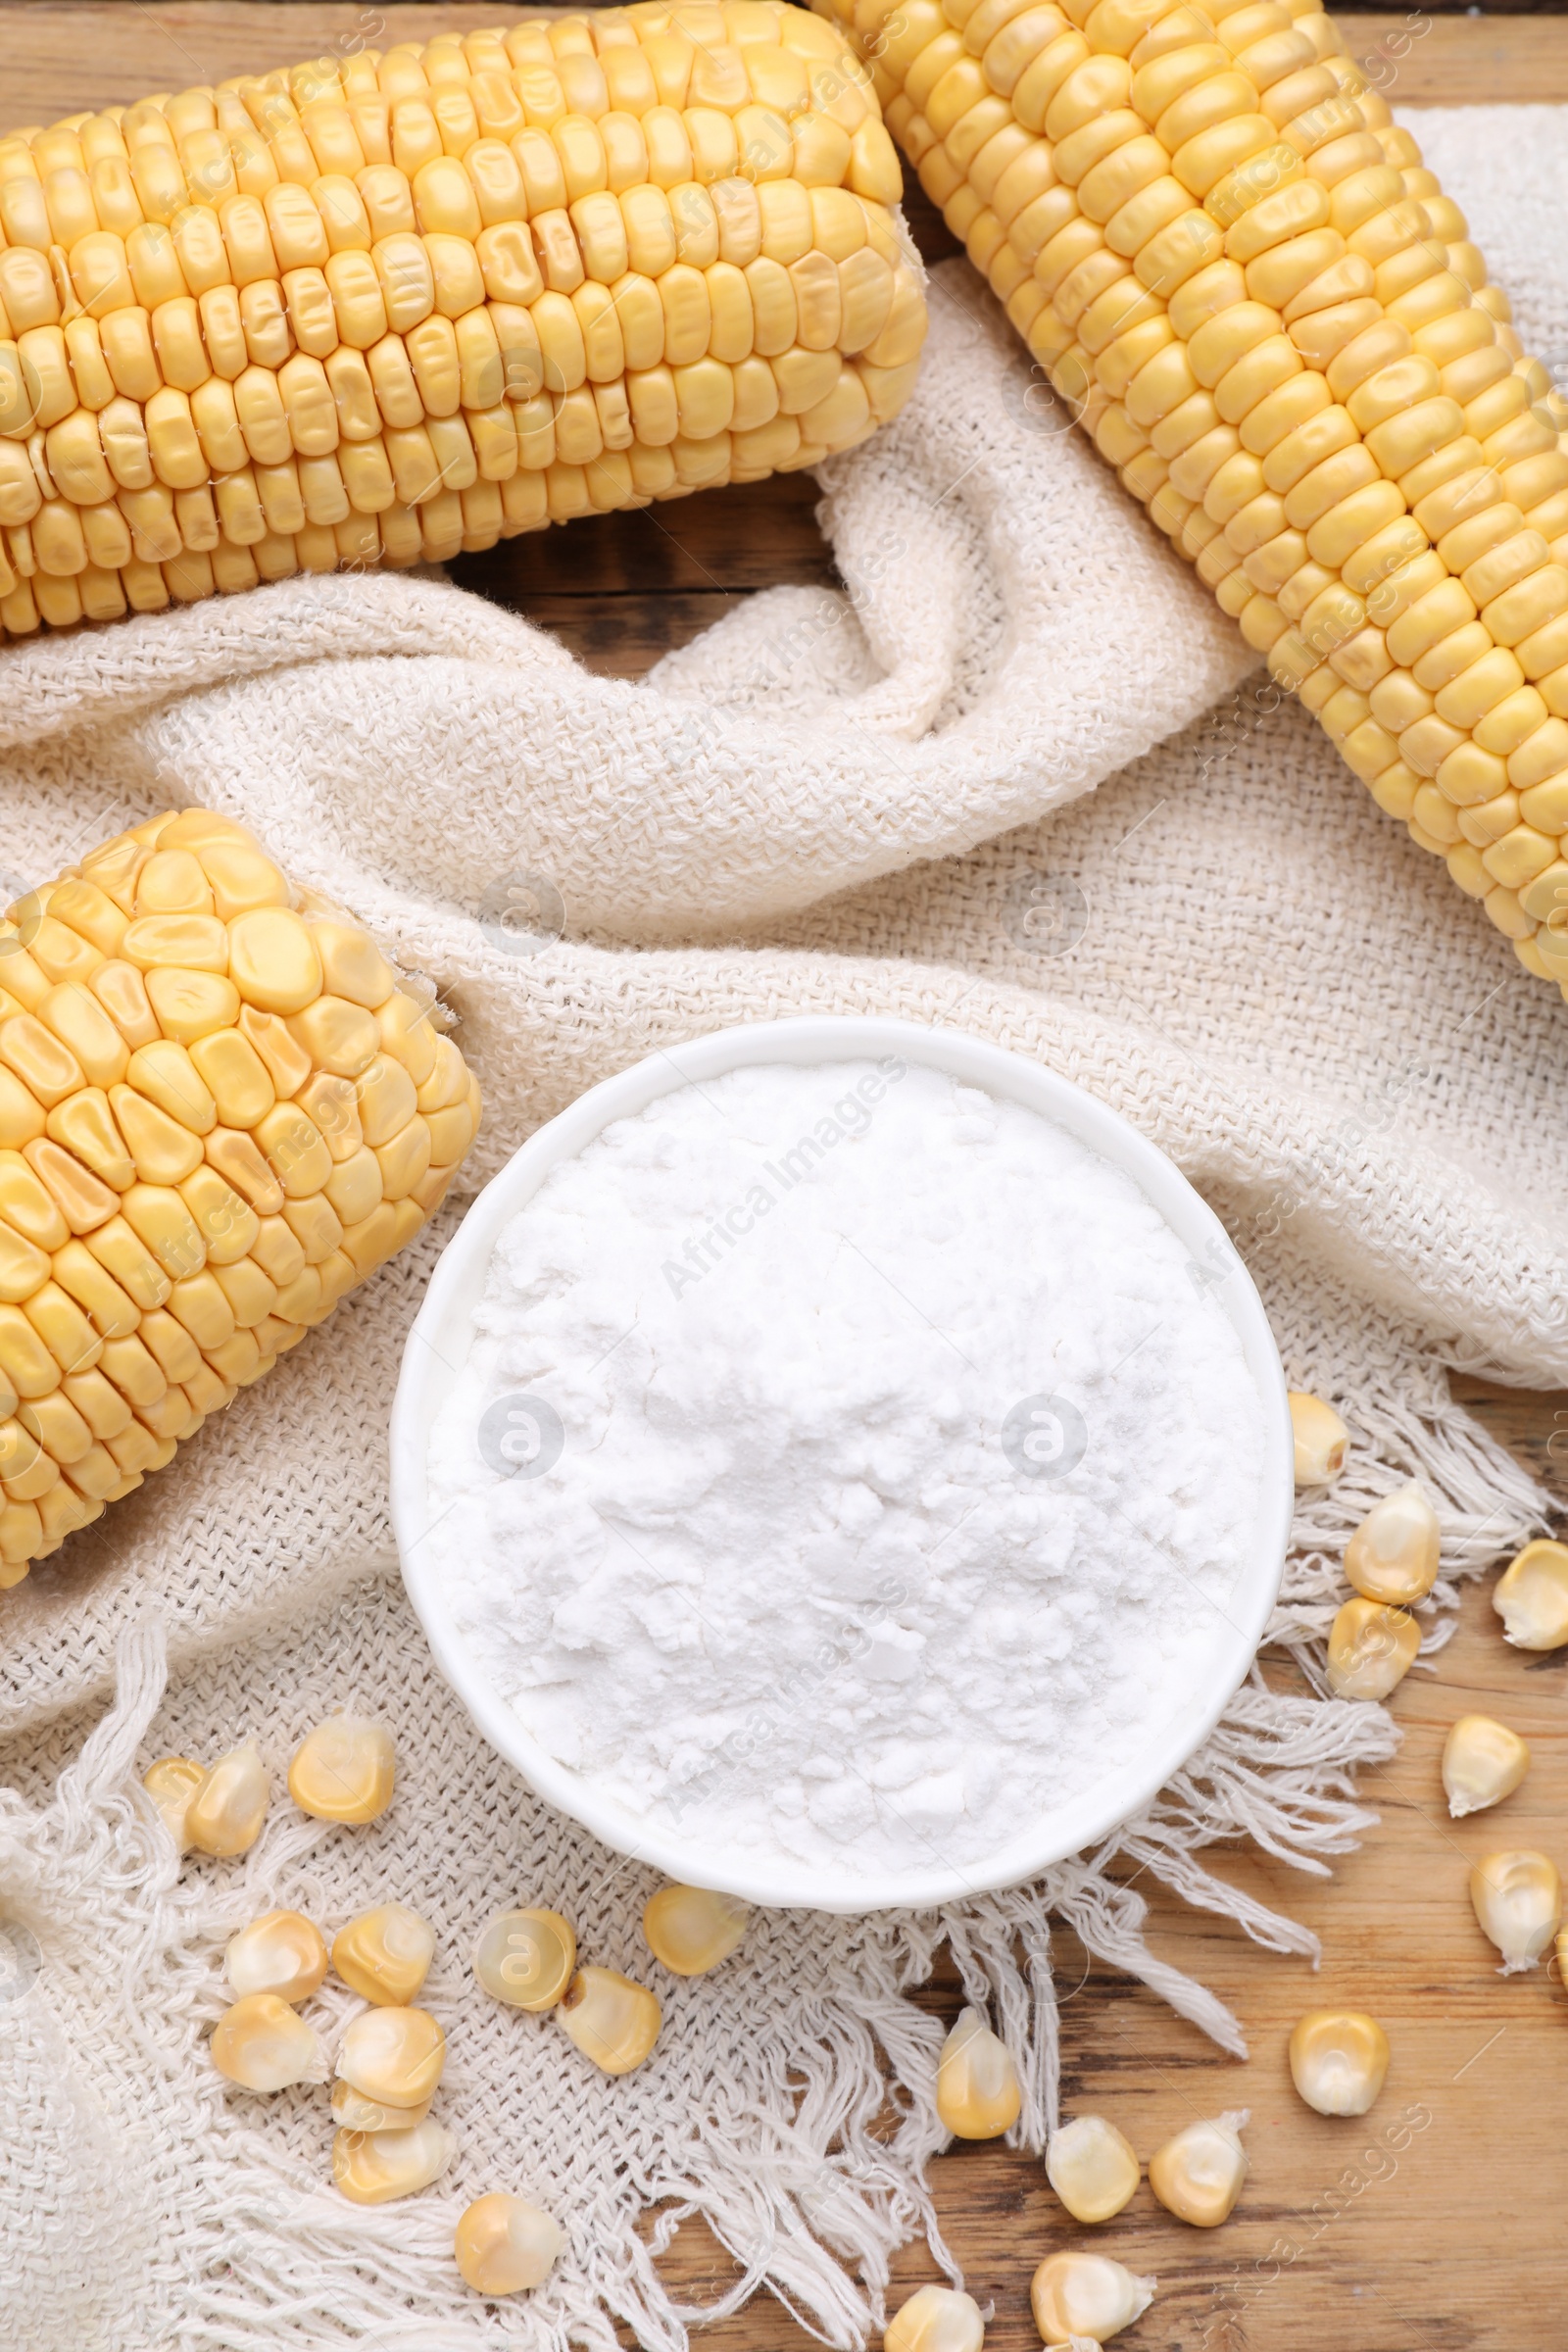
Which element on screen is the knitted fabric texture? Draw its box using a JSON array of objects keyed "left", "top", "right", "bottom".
[{"left": 1, "top": 105, "right": 1565, "bottom": 2352}]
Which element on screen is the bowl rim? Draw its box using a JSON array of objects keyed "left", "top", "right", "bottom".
[{"left": 390, "top": 1014, "right": 1294, "bottom": 1914}]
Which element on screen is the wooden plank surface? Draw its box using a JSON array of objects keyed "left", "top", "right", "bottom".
[{"left": 7, "top": 9, "right": 1568, "bottom": 2349}]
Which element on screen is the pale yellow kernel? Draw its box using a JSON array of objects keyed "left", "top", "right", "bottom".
[
  {"left": 936, "top": 2007, "right": 1020, "bottom": 2140},
  {"left": 1470, "top": 1849, "right": 1561, "bottom": 1972},
  {"left": 335, "top": 2003, "right": 446, "bottom": 2108},
  {"left": 455, "top": 2193, "right": 565, "bottom": 2297},
  {"left": 142, "top": 1753, "right": 206, "bottom": 1851},
  {"left": 288, "top": 1713, "right": 395, "bottom": 1824},
  {"left": 473, "top": 1906, "right": 576, "bottom": 2011},
  {"left": 1030, "top": 2252, "right": 1154, "bottom": 2349},
  {"left": 884, "top": 2288, "right": 983, "bottom": 2352},
  {"left": 1288, "top": 2010, "right": 1390, "bottom": 2116},
  {"left": 332, "top": 2118, "right": 454, "bottom": 2204},
  {"left": 1493, "top": 1539, "right": 1568, "bottom": 1649},
  {"left": 556, "top": 1965, "right": 661, "bottom": 2074},
  {"left": 1343, "top": 1482, "right": 1440, "bottom": 1606},
  {"left": 184, "top": 1740, "right": 270, "bottom": 1857},
  {"left": 226, "top": 1909, "right": 329, "bottom": 2003},
  {"left": 211, "top": 1993, "right": 327, "bottom": 2091},
  {"left": 1326, "top": 1595, "right": 1420, "bottom": 1700},
  {"left": 1045, "top": 2114, "right": 1140, "bottom": 2225},
  {"left": 1148, "top": 2111, "right": 1249, "bottom": 2228},
  {"left": 642, "top": 1884, "right": 751, "bottom": 1976},
  {"left": 1287, "top": 1389, "right": 1348, "bottom": 1484},
  {"left": 333, "top": 1903, "right": 436, "bottom": 2006}
]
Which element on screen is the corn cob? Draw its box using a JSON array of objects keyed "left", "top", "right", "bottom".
[
  {"left": 0, "top": 5, "right": 925, "bottom": 640},
  {"left": 818, "top": 0, "right": 1568, "bottom": 994},
  {"left": 0, "top": 808, "right": 480, "bottom": 1587}
]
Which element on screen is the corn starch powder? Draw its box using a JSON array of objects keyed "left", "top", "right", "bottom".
[{"left": 425, "top": 1059, "right": 1266, "bottom": 1876}]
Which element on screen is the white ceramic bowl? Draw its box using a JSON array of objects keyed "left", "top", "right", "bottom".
[{"left": 390, "top": 1015, "right": 1294, "bottom": 1914}]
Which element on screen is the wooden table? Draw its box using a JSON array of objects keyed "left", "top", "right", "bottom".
[{"left": 6, "top": 9, "right": 1567, "bottom": 2348}]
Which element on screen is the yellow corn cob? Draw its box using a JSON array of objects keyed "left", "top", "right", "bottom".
[
  {"left": 818, "top": 0, "right": 1568, "bottom": 995},
  {"left": 0, "top": 808, "right": 480, "bottom": 1587},
  {"left": 0, "top": 5, "right": 925, "bottom": 639}
]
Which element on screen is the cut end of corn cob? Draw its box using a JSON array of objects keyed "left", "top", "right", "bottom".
[
  {"left": 817, "top": 0, "right": 1568, "bottom": 999},
  {"left": 0, "top": 807, "right": 479, "bottom": 1588},
  {"left": 0, "top": 6, "right": 926, "bottom": 641}
]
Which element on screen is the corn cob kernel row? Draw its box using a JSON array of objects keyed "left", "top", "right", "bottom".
[
  {"left": 0, "top": 808, "right": 481, "bottom": 1586},
  {"left": 821, "top": 0, "right": 1568, "bottom": 992},
  {"left": 0, "top": 5, "right": 927, "bottom": 640}
]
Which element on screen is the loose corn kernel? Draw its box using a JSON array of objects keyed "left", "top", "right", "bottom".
[
  {"left": 454, "top": 2193, "right": 566, "bottom": 2296},
  {"left": 1493, "top": 1539, "right": 1568, "bottom": 1650},
  {"left": 0, "top": 809, "right": 479, "bottom": 1589},
  {"left": 556, "top": 1965, "right": 661, "bottom": 2075},
  {"left": 142, "top": 1754, "right": 205, "bottom": 1851},
  {"left": 1443, "top": 1714, "right": 1530, "bottom": 1818},
  {"left": 1045, "top": 2115, "right": 1140, "bottom": 2225},
  {"left": 331, "top": 2078, "right": 433, "bottom": 2133},
  {"left": 184, "top": 1739, "right": 270, "bottom": 1857},
  {"left": 885, "top": 2285, "right": 985, "bottom": 2352},
  {"left": 1288, "top": 1391, "right": 1348, "bottom": 1485},
  {"left": 1029, "top": 2252, "right": 1155, "bottom": 2348},
  {"left": 1343, "top": 1481, "right": 1441, "bottom": 1605},
  {"left": 1148, "top": 2109, "right": 1249, "bottom": 2228},
  {"left": 287, "top": 1714, "right": 396, "bottom": 1824},
  {"left": 642, "top": 1884, "right": 751, "bottom": 1976},
  {"left": 473, "top": 1906, "right": 576, "bottom": 2011},
  {"left": 210, "top": 1991, "right": 327, "bottom": 2090},
  {"left": 226, "top": 1908, "right": 329, "bottom": 2003},
  {"left": 332, "top": 1902, "right": 437, "bottom": 2007},
  {"left": 1326, "top": 1595, "right": 1421, "bottom": 1700},
  {"left": 936, "top": 2006, "right": 1021, "bottom": 2140},
  {"left": 333, "top": 2118, "right": 456, "bottom": 2205},
  {"left": 335, "top": 2003, "right": 446, "bottom": 2108},
  {"left": 1469, "top": 1848, "right": 1562, "bottom": 1972},
  {"left": 1288, "top": 2009, "right": 1390, "bottom": 2116},
  {"left": 820, "top": 0, "right": 1568, "bottom": 994}
]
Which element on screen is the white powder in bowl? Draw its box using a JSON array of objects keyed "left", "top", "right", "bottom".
[{"left": 424, "top": 1057, "right": 1266, "bottom": 1879}]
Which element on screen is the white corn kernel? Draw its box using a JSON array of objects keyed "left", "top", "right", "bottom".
[
  {"left": 1045, "top": 2115, "right": 1139, "bottom": 2225},
  {"left": 556, "top": 1966, "right": 661, "bottom": 2075},
  {"left": 454, "top": 2192, "right": 565, "bottom": 2295},
  {"left": 210, "top": 1991, "right": 327, "bottom": 2090},
  {"left": 1289, "top": 1391, "right": 1348, "bottom": 1485},
  {"left": 226, "top": 1908, "right": 328, "bottom": 2003},
  {"left": 1343, "top": 1482, "right": 1441, "bottom": 1606},
  {"left": 1030, "top": 2251, "right": 1154, "bottom": 2347},
  {"left": 936, "top": 2007, "right": 1021, "bottom": 2141},
  {"left": 287, "top": 1713, "right": 395, "bottom": 1823},
  {"left": 1442, "top": 1714, "right": 1530, "bottom": 1818},
  {"left": 332, "top": 2117, "right": 455, "bottom": 2205},
  {"left": 884, "top": 2284, "right": 985, "bottom": 2352},
  {"left": 473, "top": 1906, "right": 575, "bottom": 2011},
  {"left": 642, "top": 1885, "right": 751, "bottom": 1977},
  {"left": 143, "top": 1754, "right": 205, "bottom": 1851},
  {"left": 1288, "top": 2010, "right": 1390, "bottom": 2116},
  {"left": 1493, "top": 1540, "right": 1568, "bottom": 1649},
  {"left": 184, "top": 1740, "right": 270, "bottom": 1857},
  {"left": 332, "top": 1903, "right": 435, "bottom": 2006},
  {"left": 1326, "top": 1596, "right": 1421, "bottom": 1700},
  {"left": 331, "top": 2078, "right": 432, "bottom": 2132},
  {"left": 335, "top": 2003, "right": 446, "bottom": 2107},
  {"left": 1148, "top": 2110, "right": 1249, "bottom": 2228},
  {"left": 1469, "top": 1849, "right": 1561, "bottom": 1972}
]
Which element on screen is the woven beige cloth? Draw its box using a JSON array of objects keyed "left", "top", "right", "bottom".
[{"left": 1, "top": 106, "right": 1564, "bottom": 2352}]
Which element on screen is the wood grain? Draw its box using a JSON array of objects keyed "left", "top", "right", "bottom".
[
  {"left": 2, "top": 4, "right": 1567, "bottom": 129},
  {"left": 8, "top": 10, "right": 1568, "bottom": 2348}
]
